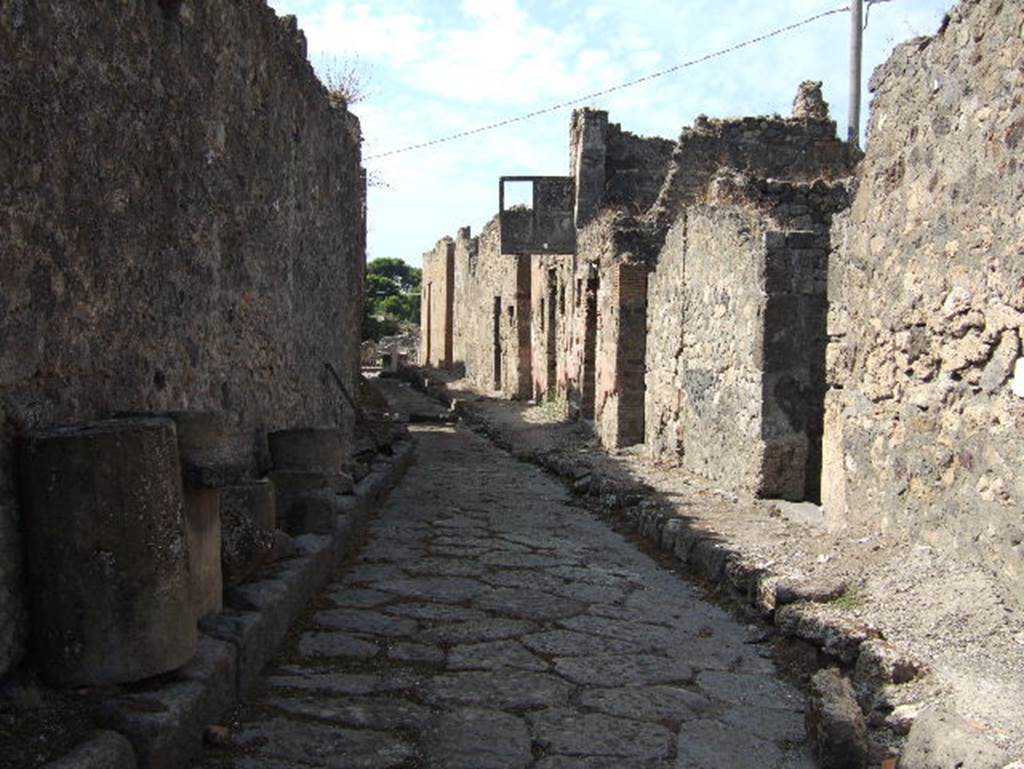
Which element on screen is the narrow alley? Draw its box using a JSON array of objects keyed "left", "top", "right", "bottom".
[
  {"left": 199, "top": 383, "right": 812, "bottom": 769},
  {"left": 4, "top": 3, "right": 1022, "bottom": 768}
]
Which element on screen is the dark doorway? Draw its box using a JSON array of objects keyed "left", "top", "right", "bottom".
[
  {"left": 546, "top": 270, "right": 557, "bottom": 398},
  {"left": 424, "top": 283, "right": 433, "bottom": 365},
  {"left": 582, "top": 272, "right": 599, "bottom": 419},
  {"left": 493, "top": 296, "right": 502, "bottom": 390}
]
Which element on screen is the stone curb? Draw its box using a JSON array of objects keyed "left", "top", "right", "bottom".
[
  {"left": 84, "top": 437, "right": 416, "bottom": 769},
  {"left": 401, "top": 370, "right": 1012, "bottom": 768},
  {"left": 41, "top": 730, "right": 137, "bottom": 769}
]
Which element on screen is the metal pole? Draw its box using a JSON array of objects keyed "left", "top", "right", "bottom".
[{"left": 848, "top": 0, "right": 863, "bottom": 149}]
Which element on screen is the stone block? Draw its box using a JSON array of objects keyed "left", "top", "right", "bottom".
[
  {"left": 42, "top": 730, "right": 137, "bottom": 769},
  {"left": 268, "top": 427, "right": 346, "bottom": 474},
  {"left": 20, "top": 418, "right": 196, "bottom": 687},
  {"left": 806, "top": 669, "right": 868, "bottom": 769},
  {"left": 277, "top": 490, "right": 346, "bottom": 536},
  {"left": 220, "top": 480, "right": 277, "bottom": 588},
  {"left": 95, "top": 637, "right": 236, "bottom": 769},
  {"left": 775, "top": 603, "right": 882, "bottom": 664},
  {"left": 167, "top": 411, "right": 251, "bottom": 488},
  {"left": 690, "top": 539, "right": 728, "bottom": 582},
  {"left": 775, "top": 578, "right": 848, "bottom": 607},
  {"left": 853, "top": 639, "right": 923, "bottom": 689},
  {"left": 209, "top": 543, "right": 334, "bottom": 695},
  {"left": 184, "top": 487, "right": 222, "bottom": 619},
  {"left": 902, "top": 707, "right": 1009, "bottom": 769}
]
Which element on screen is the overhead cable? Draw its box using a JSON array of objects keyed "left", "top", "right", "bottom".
[{"left": 364, "top": 5, "right": 850, "bottom": 161}]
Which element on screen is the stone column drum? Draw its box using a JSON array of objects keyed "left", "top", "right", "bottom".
[
  {"left": 19, "top": 418, "right": 196, "bottom": 686},
  {"left": 267, "top": 428, "right": 353, "bottom": 535}
]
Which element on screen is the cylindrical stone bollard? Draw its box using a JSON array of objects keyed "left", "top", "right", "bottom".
[{"left": 19, "top": 418, "right": 196, "bottom": 687}]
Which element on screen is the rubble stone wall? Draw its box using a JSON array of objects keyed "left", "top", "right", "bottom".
[
  {"left": 0, "top": 0, "right": 365, "bottom": 676},
  {"left": 603, "top": 124, "right": 675, "bottom": 213},
  {"left": 650, "top": 113, "right": 852, "bottom": 226},
  {"left": 646, "top": 174, "right": 847, "bottom": 500},
  {"left": 824, "top": 0, "right": 1024, "bottom": 591},
  {"left": 650, "top": 206, "right": 768, "bottom": 492}
]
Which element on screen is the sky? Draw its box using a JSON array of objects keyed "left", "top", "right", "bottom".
[{"left": 266, "top": 0, "right": 955, "bottom": 267}]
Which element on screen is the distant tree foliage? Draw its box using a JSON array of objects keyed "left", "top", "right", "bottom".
[{"left": 364, "top": 257, "right": 421, "bottom": 340}]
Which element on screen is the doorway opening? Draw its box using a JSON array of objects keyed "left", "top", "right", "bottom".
[
  {"left": 492, "top": 296, "right": 502, "bottom": 390},
  {"left": 582, "top": 272, "right": 599, "bottom": 419}
]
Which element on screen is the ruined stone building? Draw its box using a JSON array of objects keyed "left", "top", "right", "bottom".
[
  {"left": 0, "top": 1, "right": 366, "bottom": 684},
  {"left": 422, "top": 84, "right": 854, "bottom": 498},
  {"left": 421, "top": 0, "right": 1023, "bottom": 592}
]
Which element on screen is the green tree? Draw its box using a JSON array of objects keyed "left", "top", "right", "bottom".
[
  {"left": 364, "top": 257, "right": 421, "bottom": 340},
  {"left": 367, "top": 257, "right": 421, "bottom": 293},
  {"left": 367, "top": 273, "right": 397, "bottom": 304}
]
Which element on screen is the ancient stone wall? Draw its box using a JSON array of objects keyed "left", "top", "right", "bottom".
[
  {"left": 451, "top": 227, "right": 476, "bottom": 367},
  {"left": 824, "top": 0, "right": 1024, "bottom": 590},
  {"left": 649, "top": 205, "right": 766, "bottom": 489},
  {"left": 420, "top": 238, "right": 454, "bottom": 367},
  {"left": 532, "top": 213, "right": 656, "bottom": 449},
  {"left": 605, "top": 260, "right": 649, "bottom": 448},
  {"left": 0, "top": 0, "right": 365, "bottom": 676},
  {"left": 646, "top": 173, "right": 848, "bottom": 500},
  {"left": 432, "top": 96, "right": 856, "bottom": 468},
  {"left": 571, "top": 212, "right": 654, "bottom": 450},
  {"left": 570, "top": 108, "right": 674, "bottom": 226},
  {"left": 603, "top": 124, "right": 675, "bottom": 213},
  {"left": 454, "top": 219, "right": 532, "bottom": 399},
  {"left": 530, "top": 256, "right": 578, "bottom": 406}
]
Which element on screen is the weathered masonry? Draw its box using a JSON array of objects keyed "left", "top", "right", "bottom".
[
  {"left": 0, "top": 0, "right": 365, "bottom": 684},
  {"left": 421, "top": 237, "right": 455, "bottom": 368},
  {"left": 424, "top": 81, "right": 853, "bottom": 498},
  {"left": 421, "top": 0, "right": 1024, "bottom": 598},
  {"left": 823, "top": 0, "right": 1024, "bottom": 592}
]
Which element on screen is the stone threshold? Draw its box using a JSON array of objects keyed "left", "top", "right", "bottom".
[
  {"left": 42, "top": 437, "right": 416, "bottom": 769},
  {"left": 402, "top": 366, "right": 1017, "bottom": 769}
]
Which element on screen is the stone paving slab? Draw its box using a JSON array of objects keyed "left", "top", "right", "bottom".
[
  {"left": 230, "top": 718, "right": 413, "bottom": 768},
  {"left": 268, "top": 695, "right": 430, "bottom": 730},
  {"left": 528, "top": 708, "right": 676, "bottom": 760},
  {"left": 420, "top": 708, "right": 532, "bottom": 769},
  {"left": 199, "top": 413, "right": 818, "bottom": 768}
]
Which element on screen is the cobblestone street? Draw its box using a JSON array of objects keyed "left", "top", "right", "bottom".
[{"left": 200, "top": 388, "right": 815, "bottom": 769}]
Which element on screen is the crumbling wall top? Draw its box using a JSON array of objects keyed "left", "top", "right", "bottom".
[{"left": 706, "top": 170, "right": 851, "bottom": 231}]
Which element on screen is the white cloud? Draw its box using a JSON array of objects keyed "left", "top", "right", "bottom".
[{"left": 268, "top": 0, "right": 956, "bottom": 264}]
